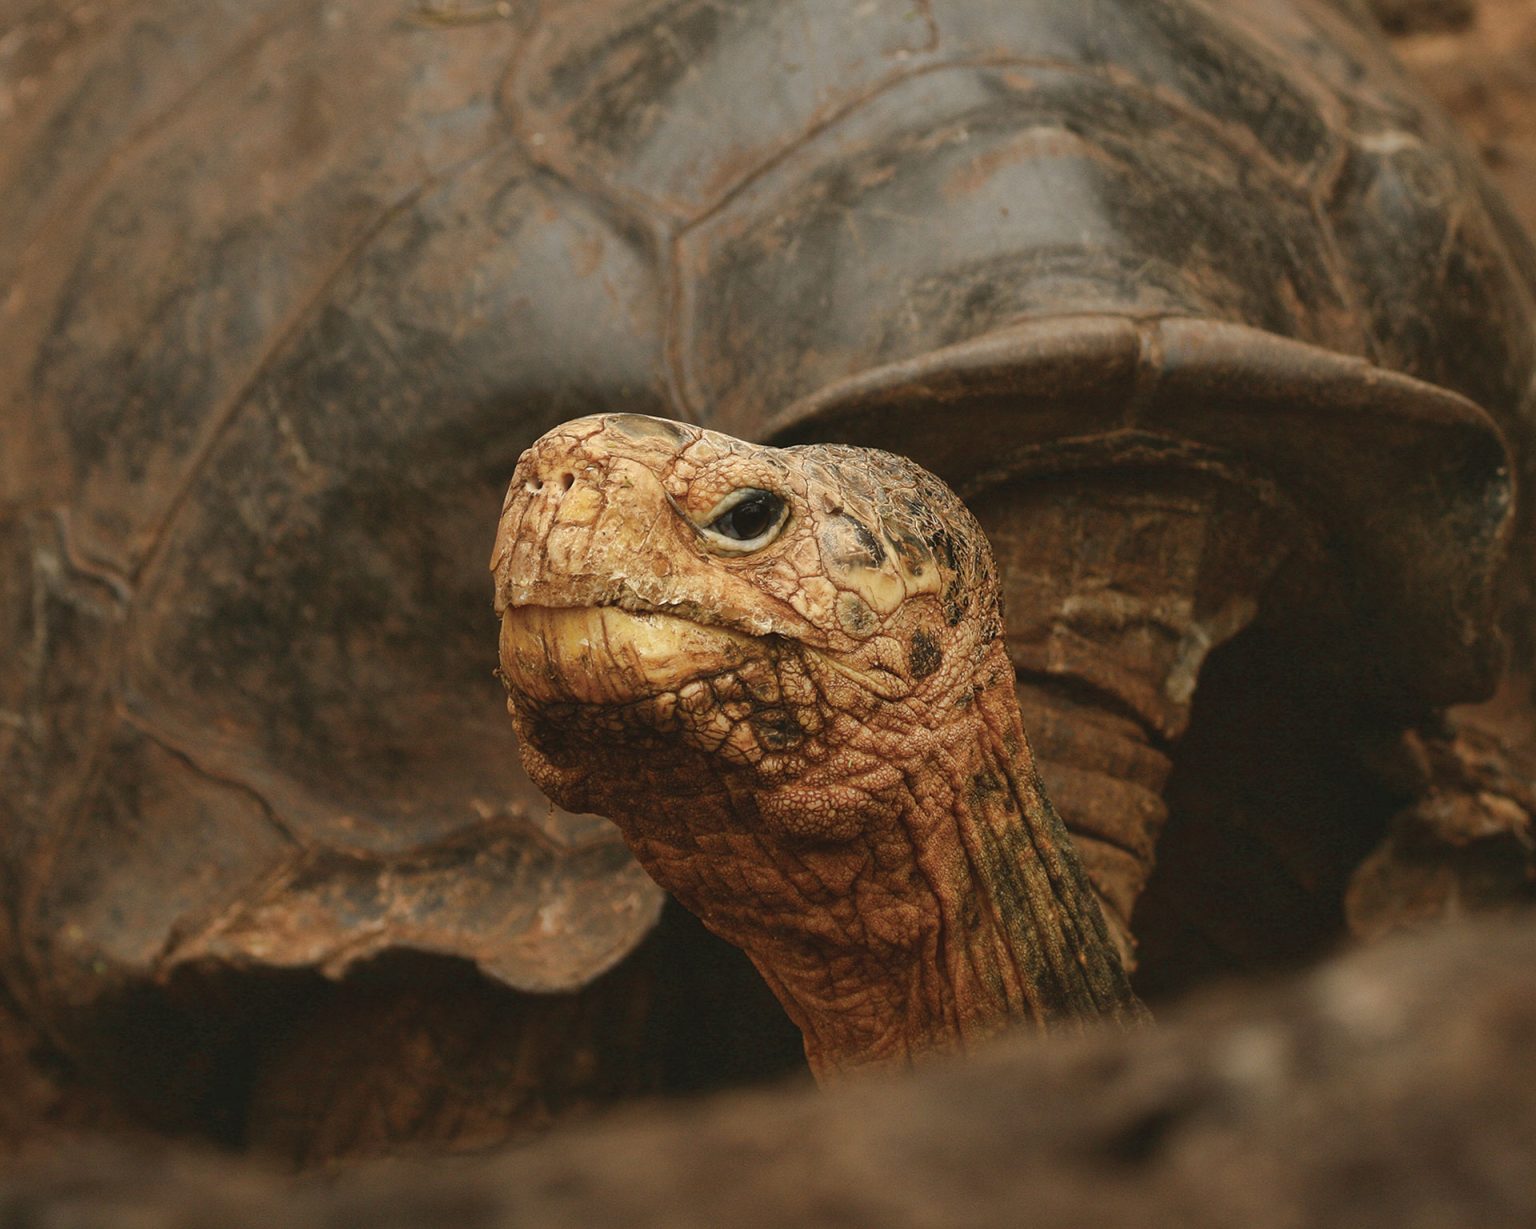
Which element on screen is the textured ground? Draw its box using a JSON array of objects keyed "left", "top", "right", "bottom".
[{"left": 5, "top": 915, "right": 1536, "bottom": 1228}]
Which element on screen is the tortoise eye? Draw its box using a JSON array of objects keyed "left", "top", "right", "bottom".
[{"left": 700, "top": 488, "right": 788, "bottom": 553}]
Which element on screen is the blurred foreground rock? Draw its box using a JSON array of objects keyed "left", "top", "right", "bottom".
[{"left": 5, "top": 914, "right": 1536, "bottom": 1229}]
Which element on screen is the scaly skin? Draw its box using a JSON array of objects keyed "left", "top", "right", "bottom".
[{"left": 491, "top": 414, "right": 1144, "bottom": 1078}]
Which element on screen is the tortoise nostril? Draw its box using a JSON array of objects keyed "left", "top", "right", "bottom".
[
  {"left": 525, "top": 479, "right": 543, "bottom": 494},
  {"left": 560, "top": 472, "right": 575, "bottom": 491}
]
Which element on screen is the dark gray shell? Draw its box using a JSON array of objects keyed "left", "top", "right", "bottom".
[
  {"left": 0, "top": 3, "right": 672, "bottom": 1029},
  {"left": 2, "top": 0, "right": 1531, "bottom": 1080},
  {"left": 520, "top": 0, "right": 1535, "bottom": 708}
]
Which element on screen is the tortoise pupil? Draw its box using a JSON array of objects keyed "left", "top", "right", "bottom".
[{"left": 713, "top": 490, "right": 782, "bottom": 541}]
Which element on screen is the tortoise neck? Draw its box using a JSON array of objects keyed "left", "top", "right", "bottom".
[{"left": 736, "top": 641, "right": 1145, "bottom": 1080}]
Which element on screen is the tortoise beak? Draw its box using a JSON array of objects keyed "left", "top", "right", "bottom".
[{"left": 498, "top": 604, "right": 759, "bottom": 706}]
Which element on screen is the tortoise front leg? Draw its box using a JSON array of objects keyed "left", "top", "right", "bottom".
[
  {"left": 970, "top": 461, "right": 1293, "bottom": 965},
  {"left": 1347, "top": 680, "right": 1536, "bottom": 940}
]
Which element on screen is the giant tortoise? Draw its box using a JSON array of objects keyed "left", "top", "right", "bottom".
[{"left": 2, "top": 0, "right": 1533, "bottom": 1151}]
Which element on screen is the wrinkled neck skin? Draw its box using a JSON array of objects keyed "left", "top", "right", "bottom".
[
  {"left": 515, "top": 630, "right": 1142, "bottom": 1080},
  {"left": 745, "top": 638, "right": 1140, "bottom": 1078}
]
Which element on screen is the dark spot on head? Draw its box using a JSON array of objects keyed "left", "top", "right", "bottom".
[
  {"left": 908, "top": 629, "right": 942, "bottom": 679},
  {"left": 842, "top": 516, "right": 886, "bottom": 565},
  {"left": 751, "top": 708, "right": 804, "bottom": 751},
  {"left": 837, "top": 591, "right": 877, "bottom": 636},
  {"left": 926, "top": 527, "right": 960, "bottom": 571},
  {"left": 891, "top": 533, "right": 928, "bottom": 575},
  {"left": 822, "top": 516, "right": 886, "bottom": 571},
  {"left": 944, "top": 587, "right": 970, "bottom": 627},
  {"left": 606, "top": 414, "right": 689, "bottom": 443}
]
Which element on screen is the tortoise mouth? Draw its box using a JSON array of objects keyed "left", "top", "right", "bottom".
[{"left": 498, "top": 605, "right": 764, "bottom": 706}]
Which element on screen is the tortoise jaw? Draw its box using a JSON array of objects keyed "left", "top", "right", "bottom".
[{"left": 498, "top": 605, "right": 762, "bottom": 706}]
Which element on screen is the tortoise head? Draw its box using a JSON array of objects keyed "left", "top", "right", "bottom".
[
  {"left": 490, "top": 413, "right": 1003, "bottom": 826},
  {"left": 491, "top": 415, "right": 1138, "bottom": 1071}
]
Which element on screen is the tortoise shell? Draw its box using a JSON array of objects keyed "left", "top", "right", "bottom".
[{"left": 1, "top": 0, "right": 1530, "bottom": 1145}]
